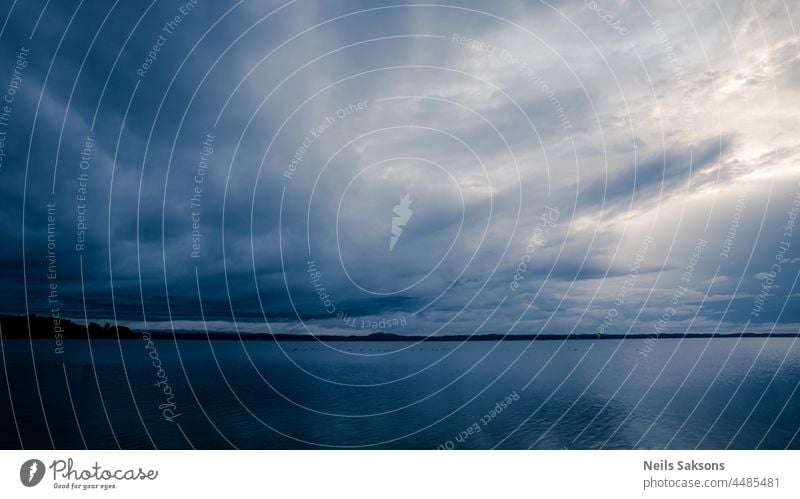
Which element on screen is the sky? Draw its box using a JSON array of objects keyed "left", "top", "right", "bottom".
[{"left": 0, "top": 0, "right": 798, "bottom": 336}]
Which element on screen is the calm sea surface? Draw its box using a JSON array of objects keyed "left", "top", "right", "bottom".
[{"left": 1, "top": 338, "right": 799, "bottom": 449}]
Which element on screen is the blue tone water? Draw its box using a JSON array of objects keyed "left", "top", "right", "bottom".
[{"left": 1, "top": 338, "right": 799, "bottom": 449}]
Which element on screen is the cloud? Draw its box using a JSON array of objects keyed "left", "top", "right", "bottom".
[{"left": 0, "top": 0, "right": 798, "bottom": 336}]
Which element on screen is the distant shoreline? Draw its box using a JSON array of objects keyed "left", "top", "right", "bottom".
[
  {"left": 6, "top": 333, "right": 800, "bottom": 342},
  {"left": 131, "top": 331, "right": 800, "bottom": 341},
  {"left": 1, "top": 315, "right": 798, "bottom": 342}
]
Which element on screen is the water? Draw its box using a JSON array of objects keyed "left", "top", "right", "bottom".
[{"left": 1, "top": 338, "right": 799, "bottom": 449}]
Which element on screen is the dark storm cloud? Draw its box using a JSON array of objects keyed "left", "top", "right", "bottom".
[{"left": 579, "top": 137, "right": 732, "bottom": 210}]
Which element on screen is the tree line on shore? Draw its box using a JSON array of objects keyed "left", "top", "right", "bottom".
[{"left": 0, "top": 314, "right": 136, "bottom": 339}]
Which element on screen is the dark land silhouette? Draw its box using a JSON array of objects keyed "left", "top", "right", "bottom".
[
  {"left": 1, "top": 314, "right": 798, "bottom": 341},
  {"left": 0, "top": 314, "right": 136, "bottom": 340}
]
